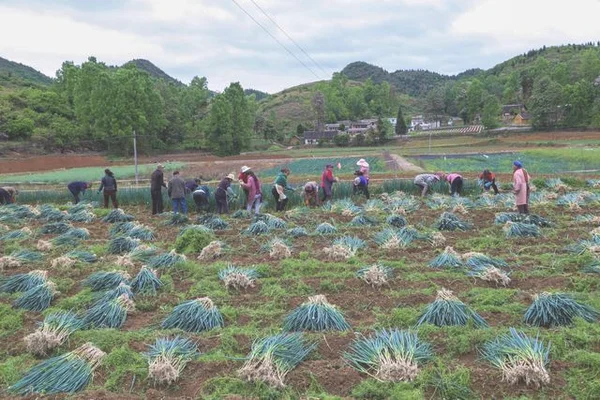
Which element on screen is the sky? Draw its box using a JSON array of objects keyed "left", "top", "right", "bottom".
[{"left": 1, "top": 0, "right": 600, "bottom": 93}]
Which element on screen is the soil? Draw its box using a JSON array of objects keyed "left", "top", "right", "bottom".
[{"left": 1, "top": 196, "right": 597, "bottom": 399}]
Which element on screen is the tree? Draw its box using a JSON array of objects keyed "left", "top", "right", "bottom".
[
  {"left": 296, "top": 123, "right": 305, "bottom": 135},
  {"left": 481, "top": 95, "right": 501, "bottom": 129},
  {"left": 395, "top": 105, "right": 408, "bottom": 135},
  {"left": 466, "top": 79, "right": 485, "bottom": 122},
  {"left": 377, "top": 117, "right": 391, "bottom": 142},
  {"left": 425, "top": 87, "right": 445, "bottom": 123},
  {"left": 580, "top": 49, "right": 600, "bottom": 82},
  {"left": 333, "top": 133, "right": 350, "bottom": 147},
  {"left": 503, "top": 72, "right": 521, "bottom": 103},
  {"left": 529, "top": 76, "right": 564, "bottom": 129},
  {"left": 223, "top": 82, "right": 253, "bottom": 154},
  {"left": 206, "top": 94, "right": 234, "bottom": 156},
  {"left": 563, "top": 80, "right": 595, "bottom": 127}
]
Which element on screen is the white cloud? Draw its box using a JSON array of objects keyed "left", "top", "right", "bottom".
[
  {"left": 0, "top": 5, "right": 163, "bottom": 77},
  {"left": 451, "top": 0, "right": 600, "bottom": 52}
]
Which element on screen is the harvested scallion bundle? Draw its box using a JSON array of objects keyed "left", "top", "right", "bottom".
[
  {"left": 130, "top": 267, "right": 162, "bottom": 296},
  {"left": 429, "top": 247, "right": 464, "bottom": 269},
  {"left": 8, "top": 343, "right": 106, "bottom": 394},
  {"left": 83, "top": 270, "right": 131, "bottom": 291},
  {"left": 524, "top": 292, "right": 599, "bottom": 327},
  {"left": 356, "top": 264, "right": 393, "bottom": 288},
  {"left": 147, "top": 250, "right": 187, "bottom": 269},
  {"left": 145, "top": 336, "right": 200, "bottom": 385},
  {"left": 161, "top": 298, "right": 224, "bottom": 332},
  {"left": 83, "top": 294, "right": 134, "bottom": 329},
  {"left": 238, "top": 333, "right": 316, "bottom": 388},
  {"left": 0, "top": 269, "right": 48, "bottom": 293},
  {"left": 283, "top": 295, "right": 350, "bottom": 332},
  {"left": 218, "top": 265, "right": 259, "bottom": 290},
  {"left": 417, "top": 288, "right": 487, "bottom": 328},
  {"left": 344, "top": 329, "right": 433, "bottom": 382},
  {"left": 481, "top": 328, "right": 550, "bottom": 387},
  {"left": 14, "top": 281, "right": 57, "bottom": 311},
  {"left": 24, "top": 311, "right": 83, "bottom": 356}
]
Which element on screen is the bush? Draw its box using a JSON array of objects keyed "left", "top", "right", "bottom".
[
  {"left": 175, "top": 228, "right": 216, "bottom": 254},
  {"left": 334, "top": 133, "right": 350, "bottom": 147}
]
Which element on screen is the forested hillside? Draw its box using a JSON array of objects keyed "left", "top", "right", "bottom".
[
  {"left": 0, "top": 57, "right": 53, "bottom": 88},
  {"left": 1, "top": 43, "right": 600, "bottom": 156}
]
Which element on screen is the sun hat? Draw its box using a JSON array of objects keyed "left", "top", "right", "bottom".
[
  {"left": 157, "top": 164, "right": 164, "bottom": 169},
  {"left": 226, "top": 173, "right": 235, "bottom": 180},
  {"left": 513, "top": 161, "right": 523, "bottom": 168},
  {"left": 357, "top": 158, "right": 369, "bottom": 167},
  {"left": 241, "top": 166, "right": 251, "bottom": 173}
]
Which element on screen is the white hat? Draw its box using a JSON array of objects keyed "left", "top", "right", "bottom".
[
  {"left": 241, "top": 166, "right": 251, "bottom": 173},
  {"left": 157, "top": 163, "right": 164, "bottom": 169},
  {"left": 226, "top": 173, "right": 235, "bottom": 180},
  {"left": 357, "top": 159, "right": 369, "bottom": 167}
]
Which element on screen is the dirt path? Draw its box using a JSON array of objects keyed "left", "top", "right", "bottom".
[{"left": 383, "top": 151, "right": 424, "bottom": 172}]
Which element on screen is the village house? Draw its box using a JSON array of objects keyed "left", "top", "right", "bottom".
[
  {"left": 513, "top": 112, "right": 531, "bottom": 125},
  {"left": 303, "top": 130, "right": 339, "bottom": 145},
  {"left": 347, "top": 119, "right": 378, "bottom": 134},
  {"left": 409, "top": 115, "right": 441, "bottom": 131}
]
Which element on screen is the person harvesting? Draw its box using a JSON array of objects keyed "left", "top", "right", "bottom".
[
  {"left": 168, "top": 171, "right": 187, "bottom": 214},
  {"left": 215, "top": 173, "right": 235, "bottom": 214},
  {"left": 321, "top": 164, "right": 338, "bottom": 203},
  {"left": 272, "top": 168, "right": 293, "bottom": 212},
  {"left": 413, "top": 173, "right": 443, "bottom": 197},
  {"left": 150, "top": 164, "right": 167, "bottom": 215},
  {"left": 67, "top": 181, "right": 92, "bottom": 204},
  {"left": 241, "top": 170, "right": 262, "bottom": 215},
  {"left": 97, "top": 169, "right": 118, "bottom": 208},
  {"left": 479, "top": 169, "right": 499, "bottom": 194},
  {"left": 445, "top": 172, "right": 463, "bottom": 197},
  {"left": 513, "top": 161, "right": 531, "bottom": 214}
]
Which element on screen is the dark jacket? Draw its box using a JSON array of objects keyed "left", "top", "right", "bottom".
[
  {"left": 185, "top": 180, "right": 199, "bottom": 193},
  {"left": 68, "top": 181, "right": 88, "bottom": 194},
  {"left": 168, "top": 176, "right": 186, "bottom": 199},
  {"left": 98, "top": 174, "right": 117, "bottom": 192},
  {"left": 151, "top": 169, "right": 166, "bottom": 191}
]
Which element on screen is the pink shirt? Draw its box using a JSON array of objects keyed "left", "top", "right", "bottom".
[{"left": 446, "top": 173, "right": 462, "bottom": 184}]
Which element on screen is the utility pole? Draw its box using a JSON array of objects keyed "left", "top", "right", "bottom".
[{"left": 133, "top": 130, "right": 138, "bottom": 185}]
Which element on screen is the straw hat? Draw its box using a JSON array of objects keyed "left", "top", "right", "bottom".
[
  {"left": 226, "top": 173, "right": 235, "bottom": 180},
  {"left": 241, "top": 166, "right": 251, "bottom": 173},
  {"left": 357, "top": 159, "right": 369, "bottom": 167}
]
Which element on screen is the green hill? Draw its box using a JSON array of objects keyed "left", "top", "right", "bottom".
[
  {"left": 0, "top": 56, "right": 53, "bottom": 88},
  {"left": 122, "top": 59, "right": 184, "bottom": 87}
]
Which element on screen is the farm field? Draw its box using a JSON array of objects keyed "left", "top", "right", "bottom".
[
  {"left": 1, "top": 181, "right": 599, "bottom": 399},
  {"left": 412, "top": 148, "right": 600, "bottom": 174}
]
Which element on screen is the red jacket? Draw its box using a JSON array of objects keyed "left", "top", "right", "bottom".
[{"left": 479, "top": 172, "right": 496, "bottom": 182}]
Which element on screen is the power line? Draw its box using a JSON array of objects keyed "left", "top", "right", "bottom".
[
  {"left": 229, "top": 0, "right": 322, "bottom": 80},
  {"left": 247, "top": 0, "right": 328, "bottom": 75}
]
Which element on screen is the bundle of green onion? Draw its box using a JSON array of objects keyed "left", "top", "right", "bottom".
[
  {"left": 25, "top": 311, "right": 83, "bottom": 356},
  {"left": 108, "top": 236, "right": 140, "bottom": 254},
  {"left": 286, "top": 227, "right": 308, "bottom": 238},
  {"left": 356, "top": 264, "right": 393, "bottom": 288},
  {"left": 40, "top": 221, "right": 73, "bottom": 234},
  {"left": 435, "top": 212, "right": 473, "bottom": 231},
  {"left": 481, "top": 328, "right": 550, "bottom": 387},
  {"left": 429, "top": 247, "right": 464, "bottom": 269},
  {"left": 83, "top": 294, "right": 134, "bottom": 329},
  {"left": 0, "top": 269, "right": 48, "bottom": 293},
  {"left": 97, "top": 282, "right": 134, "bottom": 303},
  {"left": 524, "top": 292, "right": 599, "bottom": 327},
  {"left": 314, "top": 222, "right": 337, "bottom": 235},
  {"left": 161, "top": 297, "right": 224, "bottom": 332},
  {"left": 218, "top": 265, "right": 259, "bottom": 290},
  {"left": 350, "top": 215, "right": 379, "bottom": 227},
  {"left": 163, "top": 213, "right": 189, "bottom": 226},
  {"left": 84, "top": 270, "right": 131, "bottom": 291},
  {"left": 102, "top": 208, "right": 135, "bottom": 223},
  {"left": 147, "top": 250, "right": 187, "bottom": 269},
  {"left": 386, "top": 214, "right": 408, "bottom": 228},
  {"left": 65, "top": 250, "right": 97, "bottom": 263},
  {"left": 9, "top": 343, "right": 106, "bottom": 395},
  {"left": 283, "top": 295, "right": 350, "bottom": 332},
  {"left": 503, "top": 222, "right": 541, "bottom": 238},
  {"left": 238, "top": 333, "right": 316, "bottom": 388},
  {"left": 131, "top": 266, "right": 163, "bottom": 295},
  {"left": 144, "top": 336, "right": 200, "bottom": 385},
  {"left": 417, "top": 288, "right": 488, "bottom": 328},
  {"left": 244, "top": 220, "right": 271, "bottom": 235},
  {"left": 344, "top": 329, "right": 433, "bottom": 382},
  {"left": 14, "top": 281, "right": 57, "bottom": 311},
  {"left": 197, "top": 214, "right": 229, "bottom": 230},
  {"left": 495, "top": 212, "right": 551, "bottom": 227}
]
